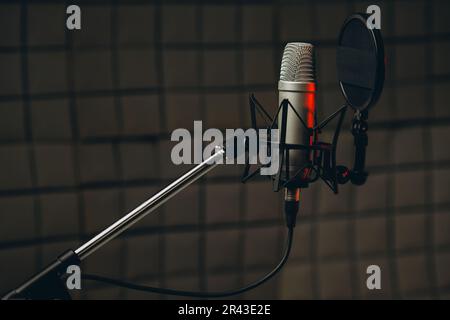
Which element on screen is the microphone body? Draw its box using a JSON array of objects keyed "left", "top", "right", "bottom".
[{"left": 277, "top": 43, "right": 317, "bottom": 212}]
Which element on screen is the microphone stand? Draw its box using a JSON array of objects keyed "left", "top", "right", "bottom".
[{"left": 2, "top": 147, "right": 226, "bottom": 300}]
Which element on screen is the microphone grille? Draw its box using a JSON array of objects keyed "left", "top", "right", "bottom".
[{"left": 280, "top": 42, "right": 316, "bottom": 83}]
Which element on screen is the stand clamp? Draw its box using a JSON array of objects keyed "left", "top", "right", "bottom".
[{"left": 2, "top": 250, "right": 80, "bottom": 300}]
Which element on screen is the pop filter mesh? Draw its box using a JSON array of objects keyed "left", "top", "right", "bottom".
[{"left": 337, "top": 15, "right": 383, "bottom": 111}]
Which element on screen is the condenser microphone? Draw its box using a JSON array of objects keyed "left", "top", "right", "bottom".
[{"left": 278, "top": 42, "right": 316, "bottom": 218}]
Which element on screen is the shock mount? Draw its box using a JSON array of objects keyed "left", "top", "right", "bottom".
[{"left": 241, "top": 94, "right": 370, "bottom": 194}]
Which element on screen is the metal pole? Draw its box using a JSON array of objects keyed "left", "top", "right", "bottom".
[{"left": 75, "top": 147, "right": 225, "bottom": 261}]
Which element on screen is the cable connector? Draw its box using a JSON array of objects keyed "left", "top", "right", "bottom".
[
  {"left": 284, "top": 188, "right": 300, "bottom": 229},
  {"left": 284, "top": 200, "right": 299, "bottom": 229}
]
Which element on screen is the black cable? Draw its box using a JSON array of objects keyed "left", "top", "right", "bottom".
[{"left": 82, "top": 226, "right": 294, "bottom": 298}]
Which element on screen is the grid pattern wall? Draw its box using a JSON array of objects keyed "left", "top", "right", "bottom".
[{"left": 0, "top": 0, "right": 449, "bottom": 299}]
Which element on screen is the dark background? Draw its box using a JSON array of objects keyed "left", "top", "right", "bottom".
[{"left": 0, "top": 0, "right": 449, "bottom": 299}]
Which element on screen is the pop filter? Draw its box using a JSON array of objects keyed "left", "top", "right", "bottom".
[{"left": 337, "top": 13, "right": 385, "bottom": 112}]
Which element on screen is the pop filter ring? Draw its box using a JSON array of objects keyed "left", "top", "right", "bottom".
[{"left": 337, "top": 13, "right": 385, "bottom": 112}]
